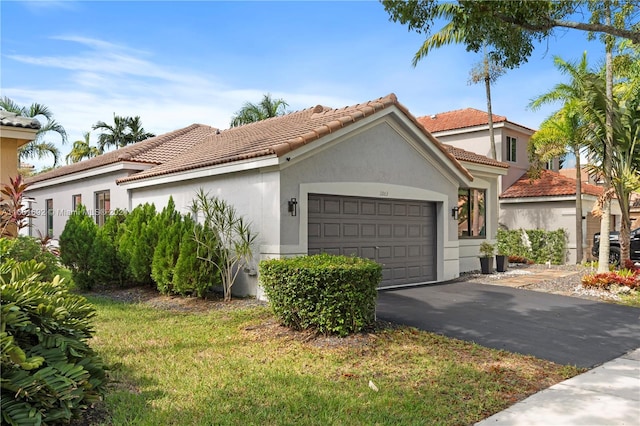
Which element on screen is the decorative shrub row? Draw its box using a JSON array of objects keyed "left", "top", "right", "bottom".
[
  {"left": 260, "top": 254, "right": 382, "bottom": 336},
  {"left": 1, "top": 253, "right": 107, "bottom": 425},
  {"left": 59, "top": 198, "right": 219, "bottom": 296},
  {"left": 581, "top": 270, "right": 640, "bottom": 290},
  {"left": 497, "top": 228, "right": 568, "bottom": 265}
]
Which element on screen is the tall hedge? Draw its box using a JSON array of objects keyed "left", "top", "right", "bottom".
[
  {"left": 260, "top": 254, "right": 381, "bottom": 336},
  {"left": 496, "top": 228, "right": 568, "bottom": 264},
  {"left": 59, "top": 205, "right": 97, "bottom": 289},
  {"left": 1, "top": 255, "right": 107, "bottom": 425},
  {"left": 119, "top": 203, "right": 157, "bottom": 285}
]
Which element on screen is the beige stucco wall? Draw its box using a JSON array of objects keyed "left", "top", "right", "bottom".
[
  {"left": 0, "top": 126, "right": 37, "bottom": 187},
  {"left": 499, "top": 196, "right": 622, "bottom": 264},
  {"left": 432, "top": 124, "right": 535, "bottom": 194}
]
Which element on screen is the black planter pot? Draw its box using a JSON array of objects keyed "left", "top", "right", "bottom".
[
  {"left": 495, "top": 255, "right": 508, "bottom": 273},
  {"left": 479, "top": 257, "right": 494, "bottom": 274}
]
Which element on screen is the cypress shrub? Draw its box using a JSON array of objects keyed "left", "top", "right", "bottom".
[
  {"left": 151, "top": 197, "right": 184, "bottom": 294},
  {"left": 260, "top": 254, "right": 381, "bottom": 336},
  {"left": 119, "top": 203, "right": 157, "bottom": 285},
  {"left": 59, "top": 205, "right": 97, "bottom": 290},
  {"left": 172, "top": 218, "right": 220, "bottom": 297},
  {"left": 89, "top": 210, "right": 130, "bottom": 287}
]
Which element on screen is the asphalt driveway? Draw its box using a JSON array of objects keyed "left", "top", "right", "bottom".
[{"left": 376, "top": 282, "right": 640, "bottom": 368}]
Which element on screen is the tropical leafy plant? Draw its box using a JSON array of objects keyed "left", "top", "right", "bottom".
[
  {"left": 0, "top": 175, "right": 32, "bottom": 238},
  {"left": 0, "top": 252, "right": 107, "bottom": 425}
]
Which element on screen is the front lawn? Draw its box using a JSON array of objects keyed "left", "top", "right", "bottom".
[{"left": 87, "top": 295, "right": 581, "bottom": 425}]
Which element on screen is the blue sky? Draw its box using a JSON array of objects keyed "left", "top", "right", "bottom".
[{"left": 2, "top": 0, "right": 607, "bottom": 170}]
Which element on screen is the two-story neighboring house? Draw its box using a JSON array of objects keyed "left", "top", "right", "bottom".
[
  {"left": 417, "top": 108, "right": 621, "bottom": 264},
  {"left": 417, "top": 108, "right": 546, "bottom": 194}
]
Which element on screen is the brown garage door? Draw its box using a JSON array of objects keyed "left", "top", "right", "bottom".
[{"left": 308, "top": 194, "right": 436, "bottom": 288}]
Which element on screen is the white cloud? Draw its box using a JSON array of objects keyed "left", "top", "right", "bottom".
[{"left": 3, "top": 35, "right": 355, "bottom": 170}]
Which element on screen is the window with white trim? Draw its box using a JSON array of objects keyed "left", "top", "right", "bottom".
[
  {"left": 94, "top": 190, "right": 110, "bottom": 226},
  {"left": 458, "top": 188, "right": 486, "bottom": 238},
  {"left": 506, "top": 136, "right": 517, "bottom": 162}
]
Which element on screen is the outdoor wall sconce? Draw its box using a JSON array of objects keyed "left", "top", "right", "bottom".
[
  {"left": 288, "top": 198, "right": 298, "bottom": 216},
  {"left": 451, "top": 207, "right": 460, "bottom": 220}
]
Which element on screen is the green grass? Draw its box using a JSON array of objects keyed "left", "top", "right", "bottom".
[
  {"left": 86, "top": 296, "right": 581, "bottom": 426},
  {"left": 619, "top": 289, "right": 640, "bottom": 307}
]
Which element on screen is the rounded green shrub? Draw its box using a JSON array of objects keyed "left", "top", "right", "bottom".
[{"left": 259, "top": 254, "right": 381, "bottom": 336}]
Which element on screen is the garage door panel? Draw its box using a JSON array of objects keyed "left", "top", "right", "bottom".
[
  {"left": 394, "top": 204, "right": 407, "bottom": 216},
  {"left": 378, "top": 203, "right": 392, "bottom": 215},
  {"left": 343, "top": 223, "right": 359, "bottom": 237},
  {"left": 378, "top": 246, "right": 393, "bottom": 259},
  {"left": 394, "top": 225, "right": 407, "bottom": 238},
  {"left": 308, "top": 194, "right": 436, "bottom": 287}
]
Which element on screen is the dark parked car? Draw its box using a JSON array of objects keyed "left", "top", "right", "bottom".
[{"left": 592, "top": 227, "right": 640, "bottom": 264}]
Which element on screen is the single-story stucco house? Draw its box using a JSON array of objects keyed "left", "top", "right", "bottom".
[
  {"left": 500, "top": 169, "right": 621, "bottom": 263},
  {"left": 25, "top": 94, "right": 508, "bottom": 297}
]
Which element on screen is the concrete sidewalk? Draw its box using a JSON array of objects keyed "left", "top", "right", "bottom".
[{"left": 476, "top": 348, "right": 640, "bottom": 425}]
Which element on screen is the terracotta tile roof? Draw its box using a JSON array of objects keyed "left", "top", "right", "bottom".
[
  {"left": 118, "top": 93, "right": 473, "bottom": 184},
  {"left": 500, "top": 169, "right": 603, "bottom": 199},
  {"left": 27, "top": 124, "right": 217, "bottom": 184},
  {"left": 417, "top": 108, "right": 508, "bottom": 133},
  {"left": 442, "top": 144, "right": 509, "bottom": 169},
  {"left": 0, "top": 110, "right": 41, "bottom": 129}
]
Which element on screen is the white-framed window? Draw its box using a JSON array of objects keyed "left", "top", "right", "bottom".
[
  {"left": 457, "top": 188, "right": 486, "bottom": 238},
  {"left": 72, "top": 194, "right": 82, "bottom": 211},
  {"left": 506, "top": 136, "right": 517, "bottom": 162},
  {"left": 94, "top": 190, "right": 110, "bottom": 226}
]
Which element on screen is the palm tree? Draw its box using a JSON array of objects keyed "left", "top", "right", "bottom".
[
  {"left": 230, "top": 94, "right": 288, "bottom": 127},
  {"left": 0, "top": 97, "right": 67, "bottom": 167},
  {"left": 469, "top": 48, "right": 505, "bottom": 159},
  {"left": 66, "top": 132, "right": 100, "bottom": 164},
  {"left": 529, "top": 107, "right": 586, "bottom": 262},
  {"left": 93, "top": 114, "right": 155, "bottom": 153},
  {"left": 529, "top": 53, "right": 595, "bottom": 264}
]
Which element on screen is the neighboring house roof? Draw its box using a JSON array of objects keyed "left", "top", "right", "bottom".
[
  {"left": 118, "top": 93, "right": 474, "bottom": 184},
  {"left": 0, "top": 111, "right": 41, "bottom": 130},
  {"left": 500, "top": 169, "right": 603, "bottom": 199},
  {"left": 27, "top": 124, "right": 217, "bottom": 184},
  {"left": 442, "top": 144, "right": 509, "bottom": 169},
  {"left": 417, "top": 108, "right": 508, "bottom": 133}
]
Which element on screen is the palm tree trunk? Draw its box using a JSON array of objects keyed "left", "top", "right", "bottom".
[
  {"left": 574, "top": 147, "right": 584, "bottom": 263},
  {"left": 597, "top": 2, "right": 614, "bottom": 273},
  {"left": 485, "top": 62, "right": 497, "bottom": 160}
]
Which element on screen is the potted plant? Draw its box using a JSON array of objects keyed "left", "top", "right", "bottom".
[
  {"left": 479, "top": 242, "right": 495, "bottom": 274},
  {"left": 495, "top": 246, "right": 509, "bottom": 273}
]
